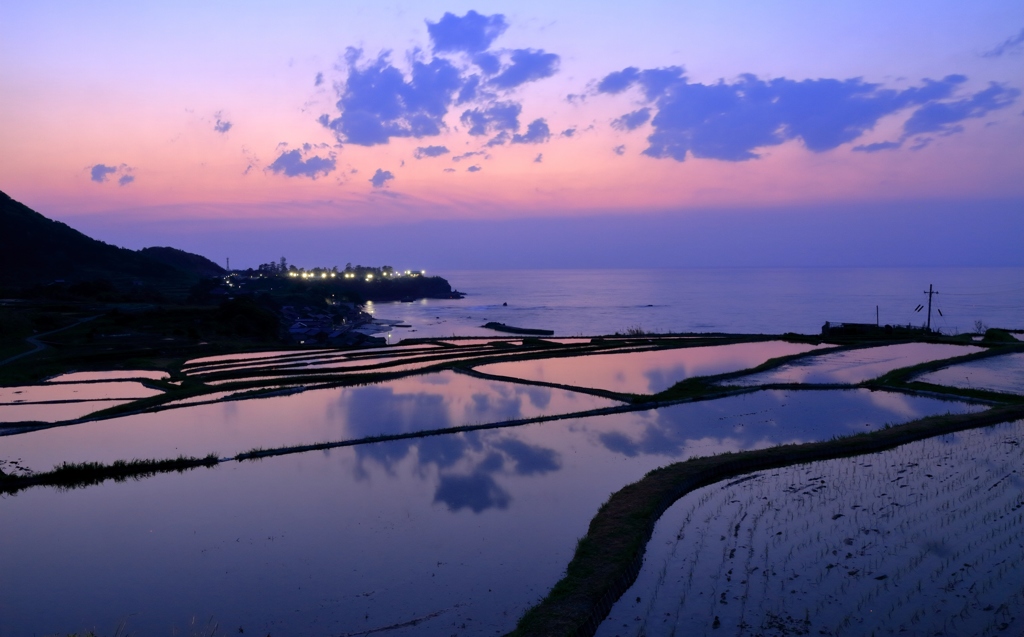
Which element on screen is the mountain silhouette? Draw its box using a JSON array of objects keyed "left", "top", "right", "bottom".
[{"left": 0, "top": 190, "right": 223, "bottom": 290}]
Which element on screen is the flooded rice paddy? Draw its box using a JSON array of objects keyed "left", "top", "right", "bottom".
[
  {"left": 46, "top": 370, "right": 170, "bottom": 382},
  {"left": 598, "top": 419, "right": 1024, "bottom": 637},
  {"left": 914, "top": 352, "right": 1024, "bottom": 396},
  {"left": 725, "top": 342, "right": 982, "bottom": 386},
  {"left": 0, "top": 336, "right": 1017, "bottom": 636},
  {"left": 0, "top": 380, "right": 164, "bottom": 424},
  {"left": 0, "top": 400, "right": 132, "bottom": 425},
  {"left": 183, "top": 344, "right": 446, "bottom": 373},
  {"left": 0, "top": 389, "right": 982, "bottom": 635},
  {"left": 474, "top": 341, "right": 825, "bottom": 394},
  {"left": 0, "top": 381, "right": 162, "bottom": 404},
  {"left": 2, "top": 371, "right": 621, "bottom": 472}
]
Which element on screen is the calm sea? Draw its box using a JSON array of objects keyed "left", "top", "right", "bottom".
[{"left": 368, "top": 267, "right": 1024, "bottom": 341}]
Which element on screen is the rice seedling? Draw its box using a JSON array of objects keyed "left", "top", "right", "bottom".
[{"left": 596, "top": 419, "right": 1024, "bottom": 636}]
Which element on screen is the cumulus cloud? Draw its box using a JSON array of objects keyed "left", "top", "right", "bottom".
[
  {"left": 613, "top": 145, "right": 626, "bottom": 155},
  {"left": 90, "top": 164, "right": 118, "bottom": 183},
  {"left": 596, "top": 66, "right": 1018, "bottom": 161},
  {"left": 902, "top": 83, "right": 1018, "bottom": 136},
  {"left": 490, "top": 49, "right": 560, "bottom": 89},
  {"left": 323, "top": 49, "right": 463, "bottom": 146},
  {"left": 534, "top": 153, "right": 543, "bottom": 163},
  {"left": 267, "top": 149, "right": 336, "bottom": 179},
  {"left": 318, "top": 11, "right": 562, "bottom": 148},
  {"left": 427, "top": 10, "right": 507, "bottom": 54},
  {"left": 314, "top": 71, "right": 324, "bottom": 86},
  {"left": 214, "top": 118, "right": 232, "bottom": 133},
  {"left": 415, "top": 145, "right": 450, "bottom": 158},
  {"left": 443, "top": 167, "right": 456, "bottom": 172},
  {"left": 461, "top": 101, "right": 521, "bottom": 135},
  {"left": 90, "top": 163, "right": 134, "bottom": 185},
  {"left": 485, "top": 131, "right": 510, "bottom": 147},
  {"left": 512, "top": 118, "right": 551, "bottom": 144},
  {"left": 561, "top": 127, "right": 577, "bottom": 137},
  {"left": 453, "top": 151, "right": 485, "bottom": 162},
  {"left": 455, "top": 75, "right": 484, "bottom": 105},
  {"left": 852, "top": 141, "right": 902, "bottom": 153},
  {"left": 369, "top": 168, "right": 395, "bottom": 187},
  {"left": 612, "top": 107, "right": 651, "bottom": 131},
  {"left": 472, "top": 52, "right": 501, "bottom": 75},
  {"left": 597, "top": 67, "right": 641, "bottom": 94},
  {"left": 467, "top": 165, "right": 482, "bottom": 172},
  {"left": 982, "top": 28, "right": 1024, "bottom": 58}
]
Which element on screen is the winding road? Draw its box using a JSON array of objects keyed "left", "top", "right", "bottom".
[{"left": 0, "top": 315, "right": 99, "bottom": 367}]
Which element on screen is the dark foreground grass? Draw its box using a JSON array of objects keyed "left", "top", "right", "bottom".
[
  {"left": 507, "top": 403, "right": 1024, "bottom": 637},
  {"left": 0, "top": 453, "right": 220, "bottom": 494}
]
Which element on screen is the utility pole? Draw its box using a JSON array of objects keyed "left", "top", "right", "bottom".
[{"left": 924, "top": 284, "right": 939, "bottom": 331}]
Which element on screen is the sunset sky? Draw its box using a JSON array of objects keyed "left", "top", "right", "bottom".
[{"left": 2, "top": 1, "right": 1022, "bottom": 268}]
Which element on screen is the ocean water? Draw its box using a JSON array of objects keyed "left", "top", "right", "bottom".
[{"left": 367, "top": 267, "right": 1024, "bottom": 341}]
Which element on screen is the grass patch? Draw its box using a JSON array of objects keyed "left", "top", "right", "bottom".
[{"left": 0, "top": 453, "right": 221, "bottom": 494}]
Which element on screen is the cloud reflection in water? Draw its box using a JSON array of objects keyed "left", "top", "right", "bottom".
[{"left": 355, "top": 427, "right": 563, "bottom": 513}]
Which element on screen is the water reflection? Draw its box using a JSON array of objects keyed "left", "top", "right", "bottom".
[
  {"left": 185, "top": 349, "right": 320, "bottom": 366},
  {"left": 201, "top": 355, "right": 484, "bottom": 385},
  {"left": 435, "top": 470, "right": 511, "bottom": 512},
  {"left": 0, "top": 389, "right": 982, "bottom": 636},
  {"left": 183, "top": 344, "right": 442, "bottom": 372},
  {"left": 0, "top": 381, "right": 161, "bottom": 405},
  {"left": 494, "top": 438, "right": 561, "bottom": 475},
  {"left": 351, "top": 421, "right": 563, "bottom": 513},
  {"left": 46, "top": 370, "right": 170, "bottom": 382},
  {"left": 337, "top": 388, "right": 979, "bottom": 515},
  {"left": 0, "top": 371, "right": 618, "bottom": 472},
  {"left": 0, "top": 400, "right": 130, "bottom": 425},
  {"left": 0, "top": 381, "right": 160, "bottom": 425},
  {"left": 728, "top": 342, "right": 982, "bottom": 385},
  {"left": 345, "top": 386, "right": 452, "bottom": 436},
  {"left": 588, "top": 389, "right": 982, "bottom": 460},
  {"left": 474, "top": 341, "right": 826, "bottom": 394},
  {"left": 913, "top": 352, "right": 1024, "bottom": 395}
]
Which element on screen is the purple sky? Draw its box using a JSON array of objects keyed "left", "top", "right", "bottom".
[{"left": 1, "top": 1, "right": 1022, "bottom": 269}]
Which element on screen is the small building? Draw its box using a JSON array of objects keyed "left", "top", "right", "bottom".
[{"left": 822, "top": 321, "right": 928, "bottom": 338}]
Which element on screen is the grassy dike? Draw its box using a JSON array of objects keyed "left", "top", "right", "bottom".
[
  {"left": 506, "top": 403, "right": 1024, "bottom": 637},
  {"left": 0, "top": 454, "right": 220, "bottom": 494}
]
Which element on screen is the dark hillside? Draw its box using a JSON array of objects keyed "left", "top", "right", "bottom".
[
  {"left": 0, "top": 191, "right": 218, "bottom": 292},
  {"left": 139, "top": 246, "right": 225, "bottom": 278}
]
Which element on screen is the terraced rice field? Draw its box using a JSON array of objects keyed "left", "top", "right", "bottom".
[
  {"left": 598, "top": 421, "right": 1024, "bottom": 637},
  {"left": 1, "top": 335, "right": 1019, "bottom": 636}
]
